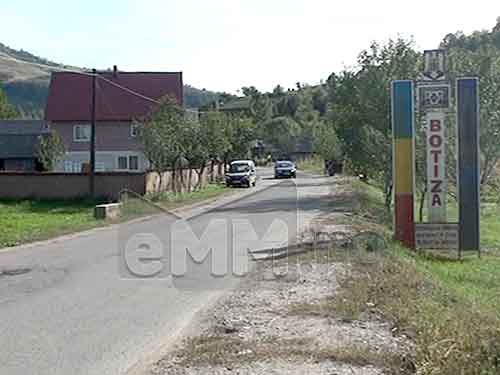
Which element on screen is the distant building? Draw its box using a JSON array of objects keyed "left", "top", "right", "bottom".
[
  {"left": 199, "top": 97, "right": 252, "bottom": 117},
  {"left": 45, "top": 67, "right": 183, "bottom": 172},
  {"left": 0, "top": 120, "right": 50, "bottom": 171},
  {"left": 252, "top": 138, "right": 314, "bottom": 162},
  {"left": 218, "top": 97, "right": 251, "bottom": 116},
  {"left": 291, "top": 137, "right": 314, "bottom": 161}
]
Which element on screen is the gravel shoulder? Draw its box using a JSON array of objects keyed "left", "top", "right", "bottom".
[{"left": 149, "top": 177, "right": 413, "bottom": 375}]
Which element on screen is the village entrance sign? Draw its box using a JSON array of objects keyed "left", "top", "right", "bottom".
[{"left": 392, "top": 49, "right": 480, "bottom": 256}]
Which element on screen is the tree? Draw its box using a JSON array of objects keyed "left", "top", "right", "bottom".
[
  {"left": 262, "top": 116, "right": 301, "bottom": 158},
  {"left": 200, "top": 111, "right": 232, "bottom": 180},
  {"left": 270, "top": 85, "right": 285, "bottom": 99},
  {"left": 311, "top": 86, "right": 328, "bottom": 116},
  {"left": 438, "top": 18, "right": 500, "bottom": 195},
  {"left": 226, "top": 116, "right": 256, "bottom": 160},
  {"left": 181, "top": 119, "right": 210, "bottom": 190},
  {"left": 140, "top": 96, "right": 186, "bottom": 192},
  {"left": 242, "top": 86, "right": 272, "bottom": 138},
  {"left": 293, "top": 86, "right": 322, "bottom": 143},
  {"left": 37, "top": 132, "right": 66, "bottom": 171},
  {"left": 328, "top": 71, "right": 367, "bottom": 172},
  {"left": 0, "top": 88, "right": 17, "bottom": 119},
  {"left": 313, "top": 122, "right": 342, "bottom": 161},
  {"left": 275, "top": 93, "right": 300, "bottom": 118},
  {"left": 331, "top": 38, "right": 420, "bottom": 210}
]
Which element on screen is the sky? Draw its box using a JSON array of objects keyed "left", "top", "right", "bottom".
[{"left": 2, "top": 0, "right": 500, "bottom": 93}]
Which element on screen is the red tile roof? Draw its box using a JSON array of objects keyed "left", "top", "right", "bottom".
[{"left": 45, "top": 71, "right": 183, "bottom": 122}]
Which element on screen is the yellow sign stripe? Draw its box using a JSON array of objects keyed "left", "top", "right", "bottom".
[{"left": 394, "top": 139, "right": 413, "bottom": 194}]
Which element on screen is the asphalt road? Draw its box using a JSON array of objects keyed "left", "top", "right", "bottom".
[{"left": 0, "top": 168, "right": 335, "bottom": 375}]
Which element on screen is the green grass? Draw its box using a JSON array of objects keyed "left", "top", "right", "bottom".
[
  {"left": 0, "top": 184, "right": 231, "bottom": 249},
  {"left": 353, "top": 180, "right": 500, "bottom": 311},
  {"left": 408, "top": 203, "right": 500, "bottom": 313},
  {"left": 147, "top": 183, "right": 230, "bottom": 210},
  {"left": 0, "top": 199, "right": 103, "bottom": 248},
  {"left": 297, "top": 155, "right": 324, "bottom": 175},
  {"left": 403, "top": 190, "right": 500, "bottom": 312},
  {"left": 338, "top": 179, "right": 500, "bottom": 374},
  {"left": 410, "top": 251, "right": 500, "bottom": 312},
  {"left": 478, "top": 202, "right": 500, "bottom": 250},
  {"left": 364, "top": 250, "right": 500, "bottom": 375}
]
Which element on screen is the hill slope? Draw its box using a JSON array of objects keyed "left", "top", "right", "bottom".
[{"left": 0, "top": 42, "right": 225, "bottom": 118}]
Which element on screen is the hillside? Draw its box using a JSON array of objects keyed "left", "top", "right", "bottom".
[{"left": 0, "top": 42, "right": 226, "bottom": 118}]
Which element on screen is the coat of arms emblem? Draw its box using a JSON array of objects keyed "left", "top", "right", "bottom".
[{"left": 423, "top": 49, "right": 447, "bottom": 81}]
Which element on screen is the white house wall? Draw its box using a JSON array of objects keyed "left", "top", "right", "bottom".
[{"left": 55, "top": 151, "right": 150, "bottom": 172}]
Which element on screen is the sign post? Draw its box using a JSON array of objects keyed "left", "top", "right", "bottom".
[
  {"left": 418, "top": 50, "right": 451, "bottom": 224},
  {"left": 392, "top": 80, "right": 415, "bottom": 249},
  {"left": 457, "top": 78, "right": 481, "bottom": 254},
  {"left": 392, "top": 49, "right": 480, "bottom": 256}
]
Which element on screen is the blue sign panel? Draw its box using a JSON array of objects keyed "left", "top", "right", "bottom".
[{"left": 457, "top": 78, "right": 480, "bottom": 252}]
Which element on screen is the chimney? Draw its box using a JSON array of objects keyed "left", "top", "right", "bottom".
[{"left": 113, "top": 65, "right": 118, "bottom": 78}]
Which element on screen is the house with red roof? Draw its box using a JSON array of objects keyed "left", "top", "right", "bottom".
[{"left": 45, "top": 66, "right": 183, "bottom": 172}]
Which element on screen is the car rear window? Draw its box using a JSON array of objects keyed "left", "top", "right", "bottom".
[{"left": 230, "top": 163, "right": 250, "bottom": 173}]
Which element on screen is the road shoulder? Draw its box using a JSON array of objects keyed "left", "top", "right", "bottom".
[{"left": 146, "top": 177, "right": 413, "bottom": 375}]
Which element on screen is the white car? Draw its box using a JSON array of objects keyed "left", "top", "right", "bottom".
[{"left": 225, "top": 160, "right": 257, "bottom": 188}]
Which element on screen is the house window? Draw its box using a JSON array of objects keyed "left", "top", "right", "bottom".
[
  {"left": 117, "top": 156, "right": 128, "bottom": 170},
  {"left": 64, "top": 161, "right": 72, "bottom": 172},
  {"left": 73, "top": 125, "right": 91, "bottom": 142},
  {"left": 130, "top": 124, "right": 140, "bottom": 138},
  {"left": 129, "top": 156, "right": 139, "bottom": 170},
  {"left": 64, "top": 161, "right": 83, "bottom": 173},
  {"left": 95, "top": 162, "right": 105, "bottom": 172}
]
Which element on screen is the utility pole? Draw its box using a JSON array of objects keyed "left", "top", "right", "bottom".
[{"left": 90, "top": 68, "right": 97, "bottom": 198}]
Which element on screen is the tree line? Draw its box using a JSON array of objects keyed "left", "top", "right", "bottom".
[
  {"left": 3, "top": 17, "right": 500, "bottom": 207},
  {"left": 228, "top": 38, "right": 418, "bottom": 210},
  {"left": 139, "top": 97, "right": 255, "bottom": 192},
  {"left": 234, "top": 17, "right": 500, "bottom": 215}
]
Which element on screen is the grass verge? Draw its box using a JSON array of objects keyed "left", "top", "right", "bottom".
[
  {"left": 146, "top": 183, "right": 231, "bottom": 210},
  {"left": 0, "top": 183, "right": 230, "bottom": 248},
  {"left": 297, "top": 155, "right": 324, "bottom": 175},
  {"left": 343, "top": 180, "right": 500, "bottom": 375},
  {"left": 0, "top": 198, "right": 104, "bottom": 248}
]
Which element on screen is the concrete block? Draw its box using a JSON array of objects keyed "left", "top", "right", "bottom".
[{"left": 94, "top": 203, "right": 122, "bottom": 220}]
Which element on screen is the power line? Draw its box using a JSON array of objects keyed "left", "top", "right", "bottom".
[{"left": 97, "top": 75, "right": 160, "bottom": 105}]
